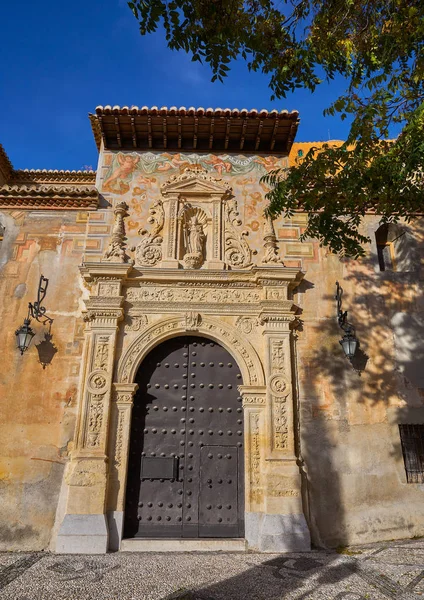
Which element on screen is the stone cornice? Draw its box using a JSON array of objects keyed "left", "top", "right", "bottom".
[{"left": 123, "top": 265, "right": 304, "bottom": 289}]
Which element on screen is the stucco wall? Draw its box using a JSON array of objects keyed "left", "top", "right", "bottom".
[
  {"left": 1, "top": 146, "right": 423, "bottom": 551},
  {"left": 0, "top": 209, "right": 88, "bottom": 551}
]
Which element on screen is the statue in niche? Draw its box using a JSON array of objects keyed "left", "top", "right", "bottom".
[
  {"left": 187, "top": 216, "right": 205, "bottom": 255},
  {"left": 179, "top": 203, "right": 208, "bottom": 269}
]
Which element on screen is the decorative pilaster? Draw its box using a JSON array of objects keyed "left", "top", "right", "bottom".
[
  {"left": 257, "top": 311, "right": 310, "bottom": 552},
  {"left": 107, "top": 382, "right": 139, "bottom": 551},
  {"left": 56, "top": 262, "right": 132, "bottom": 554},
  {"left": 238, "top": 385, "right": 266, "bottom": 515}
]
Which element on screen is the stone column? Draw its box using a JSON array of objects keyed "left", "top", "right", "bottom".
[
  {"left": 56, "top": 264, "right": 131, "bottom": 554},
  {"left": 259, "top": 313, "right": 311, "bottom": 552},
  {"left": 107, "top": 382, "right": 138, "bottom": 551}
]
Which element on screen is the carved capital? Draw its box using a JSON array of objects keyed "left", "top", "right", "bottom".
[{"left": 113, "top": 382, "right": 139, "bottom": 405}]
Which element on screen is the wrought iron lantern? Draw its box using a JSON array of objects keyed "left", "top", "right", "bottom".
[
  {"left": 335, "top": 281, "right": 358, "bottom": 360},
  {"left": 15, "top": 319, "right": 35, "bottom": 355},
  {"left": 15, "top": 275, "right": 53, "bottom": 355}
]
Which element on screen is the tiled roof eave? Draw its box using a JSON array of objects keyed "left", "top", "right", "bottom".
[
  {"left": 11, "top": 169, "right": 97, "bottom": 184},
  {"left": 0, "top": 184, "right": 99, "bottom": 210},
  {"left": 89, "top": 105, "right": 300, "bottom": 154}
]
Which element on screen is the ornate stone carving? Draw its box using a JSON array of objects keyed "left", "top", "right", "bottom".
[
  {"left": 271, "top": 339, "right": 286, "bottom": 374},
  {"left": 160, "top": 166, "right": 232, "bottom": 196},
  {"left": 242, "top": 396, "right": 266, "bottom": 405},
  {"left": 98, "top": 282, "right": 120, "bottom": 297},
  {"left": 93, "top": 337, "right": 109, "bottom": 370},
  {"left": 126, "top": 286, "right": 261, "bottom": 304},
  {"left": 119, "top": 316, "right": 264, "bottom": 387},
  {"left": 250, "top": 412, "right": 261, "bottom": 503},
  {"left": 269, "top": 374, "right": 289, "bottom": 396},
  {"left": 273, "top": 396, "right": 289, "bottom": 450},
  {"left": 224, "top": 197, "right": 253, "bottom": 269},
  {"left": 183, "top": 312, "right": 202, "bottom": 331},
  {"left": 125, "top": 314, "right": 148, "bottom": 332},
  {"left": 87, "top": 370, "right": 108, "bottom": 394},
  {"left": 102, "top": 201, "right": 130, "bottom": 263},
  {"left": 262, "top": 216, "right": 284, "bottom": 265},
  {"left": 114, "top": 410, "right": 125, "bottom": 467},
  {"left": 135, "top": 199, "right": 164, "bottom": 266},
  {"left": 86, "top": 394, "right": 104, "bottom": 448},
  {"left": 236, "top": 316, "right": 259, "bottom": 335}
]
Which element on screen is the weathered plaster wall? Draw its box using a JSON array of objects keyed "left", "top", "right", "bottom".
[
  {"left": 295, "top": 218, "right": 424, "bottom": 547},
  {"left": 1, "top": 146, "right": 423, "bottom": 552},
  {"left": 0, "top": 209, "right": 88, "bottom": 551}
]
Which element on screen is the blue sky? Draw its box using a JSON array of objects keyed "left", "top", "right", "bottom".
[{"left": 1, "top": 0, "right": 352, "bottom": 171}]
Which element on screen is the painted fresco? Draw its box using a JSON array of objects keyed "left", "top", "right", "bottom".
[{"left": 101, "top": 152, "right": 288, "bottom": 256}]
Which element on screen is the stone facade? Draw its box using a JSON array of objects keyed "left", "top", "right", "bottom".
[{"left": 0, "top": 113, "right": 423, "bottom": 553}]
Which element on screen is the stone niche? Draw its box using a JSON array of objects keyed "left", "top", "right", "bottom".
[{"left": 55, "top": 168, "right": 311, "bottom": 554}]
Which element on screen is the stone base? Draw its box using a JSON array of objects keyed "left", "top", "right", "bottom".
[
  {"left": 56, "top": 514, "right": 109, "bottom": 554},
  {"left": 245, "top": 512, "right": 311, "bottom": 552},
  {"left": 121, "top": 538, "right": 246, "bottom": 552},
  {"left": 107, "top": 510, "right": 124, "bottom": 551}
]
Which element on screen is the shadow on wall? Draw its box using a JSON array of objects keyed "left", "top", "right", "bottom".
[{"left": 296, "top": 219, "right": 424, "bottom": 548}]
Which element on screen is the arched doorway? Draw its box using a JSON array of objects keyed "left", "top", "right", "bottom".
[{"left": 124, "top": 336, "right": 245, "bottom": 539}]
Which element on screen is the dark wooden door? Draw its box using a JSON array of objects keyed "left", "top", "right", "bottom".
[{"left": 124, "top": 336, "right": 244, "bottom": 539}]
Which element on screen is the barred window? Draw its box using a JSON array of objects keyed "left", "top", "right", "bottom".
[{"left": 399, "top": 424, "right": 424, "bottom": 483}]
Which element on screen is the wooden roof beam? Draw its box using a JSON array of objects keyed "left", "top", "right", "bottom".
[
  {"left": 209, "top": 118, "right": 215, "bottom": 150},
  {"left": 177, "top": 116, "right": 182, "bottom": 149},
  {"left": 270, "top": 118, "right": 279, "bottom": 151},
  {"left": 114, "top": 117, "right": 122, "bottom": 148},
  {"left": 147, "top": 116, "right": 152, "bottom": 149},
  {"left": 97, "top": 116, "right": 108, "bottom": 149},
  {"left": 240, "top": 119, "right": 247, "bottom": 150},
  {"left": 130, "top": 116, "right": 138, "bottom": 148},
  {"left": 255, "top": 120, "right": 264, "bottom": 151},
  {"left": 224, "top": 118, "right": 231, "bottom": 150},
  {"left": 163, "top": 118, "right": 168, "bottom": 149},
  {"left": 193, "top": 116, "right": 198, "bottom": 149}
]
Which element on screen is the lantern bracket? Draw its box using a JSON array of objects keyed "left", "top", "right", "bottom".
[
  {"left": 27, "top": 275, "right": 53, "bottom": 327},
  {"left": 335, "top": 281, "right": 355, "bottom": 337}
]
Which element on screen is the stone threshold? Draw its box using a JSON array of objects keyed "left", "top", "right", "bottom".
[{"left": 120, "top": 538, "right": 247, "bottom": 552}]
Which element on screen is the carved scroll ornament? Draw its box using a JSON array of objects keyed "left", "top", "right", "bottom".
[
  {"left": 134, "top": 199, "right": 164, "bottom": 266},
  {"left": 224, "top": 197, "right": 253, "bottom": 269}
]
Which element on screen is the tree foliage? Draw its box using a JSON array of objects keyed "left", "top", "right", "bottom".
[{"left": 129, "top": 0, "right": 424, "bottom": 256}]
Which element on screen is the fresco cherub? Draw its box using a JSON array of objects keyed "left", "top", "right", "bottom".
[{"left": 103, "top": 154, "right": 140, "bottom": 194}]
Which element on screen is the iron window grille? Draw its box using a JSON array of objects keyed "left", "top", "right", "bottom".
[{"left": 399, "top": 424, "right": 424, "bottom": 483}]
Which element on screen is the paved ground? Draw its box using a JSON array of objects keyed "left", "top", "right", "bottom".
[{"left": 2, "top": 538, "right": 424, "bottom": 600}]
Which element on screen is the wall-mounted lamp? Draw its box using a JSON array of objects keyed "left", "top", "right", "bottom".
[
  {"left": 15, "top": 275, "right": 53, "bottom": 355},
  {"left": 335, "top": 281, "right": 358, "bottom": 360}
]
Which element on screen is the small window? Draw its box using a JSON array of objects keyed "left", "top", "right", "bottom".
[
  {"left": 0, "top": 224, "right": 4, "bottom": 250},
  {"left": 375, "top": 223, "right": 412, "bottom": 272},
  {"left": 297, "top": 149, "right": 304, "bottom": 158},
  {"left": 399, "top": 424, "right": 424, "bottom": 483}
]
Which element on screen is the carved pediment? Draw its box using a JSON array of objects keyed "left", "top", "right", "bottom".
[{"left": 161, "top": 167, "right": 232, "bottom": 197}]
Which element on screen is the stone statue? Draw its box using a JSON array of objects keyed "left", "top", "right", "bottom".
[
  {"left": 187, "top": 216, "right": 205, "bottom": 255},
  {"left": 179, "top": 204, "right": 208, "bottom": 269}
]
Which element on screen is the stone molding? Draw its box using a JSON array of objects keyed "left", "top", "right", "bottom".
[{"left": 117, "top": 314, "right": 265, "bottom": 387}]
